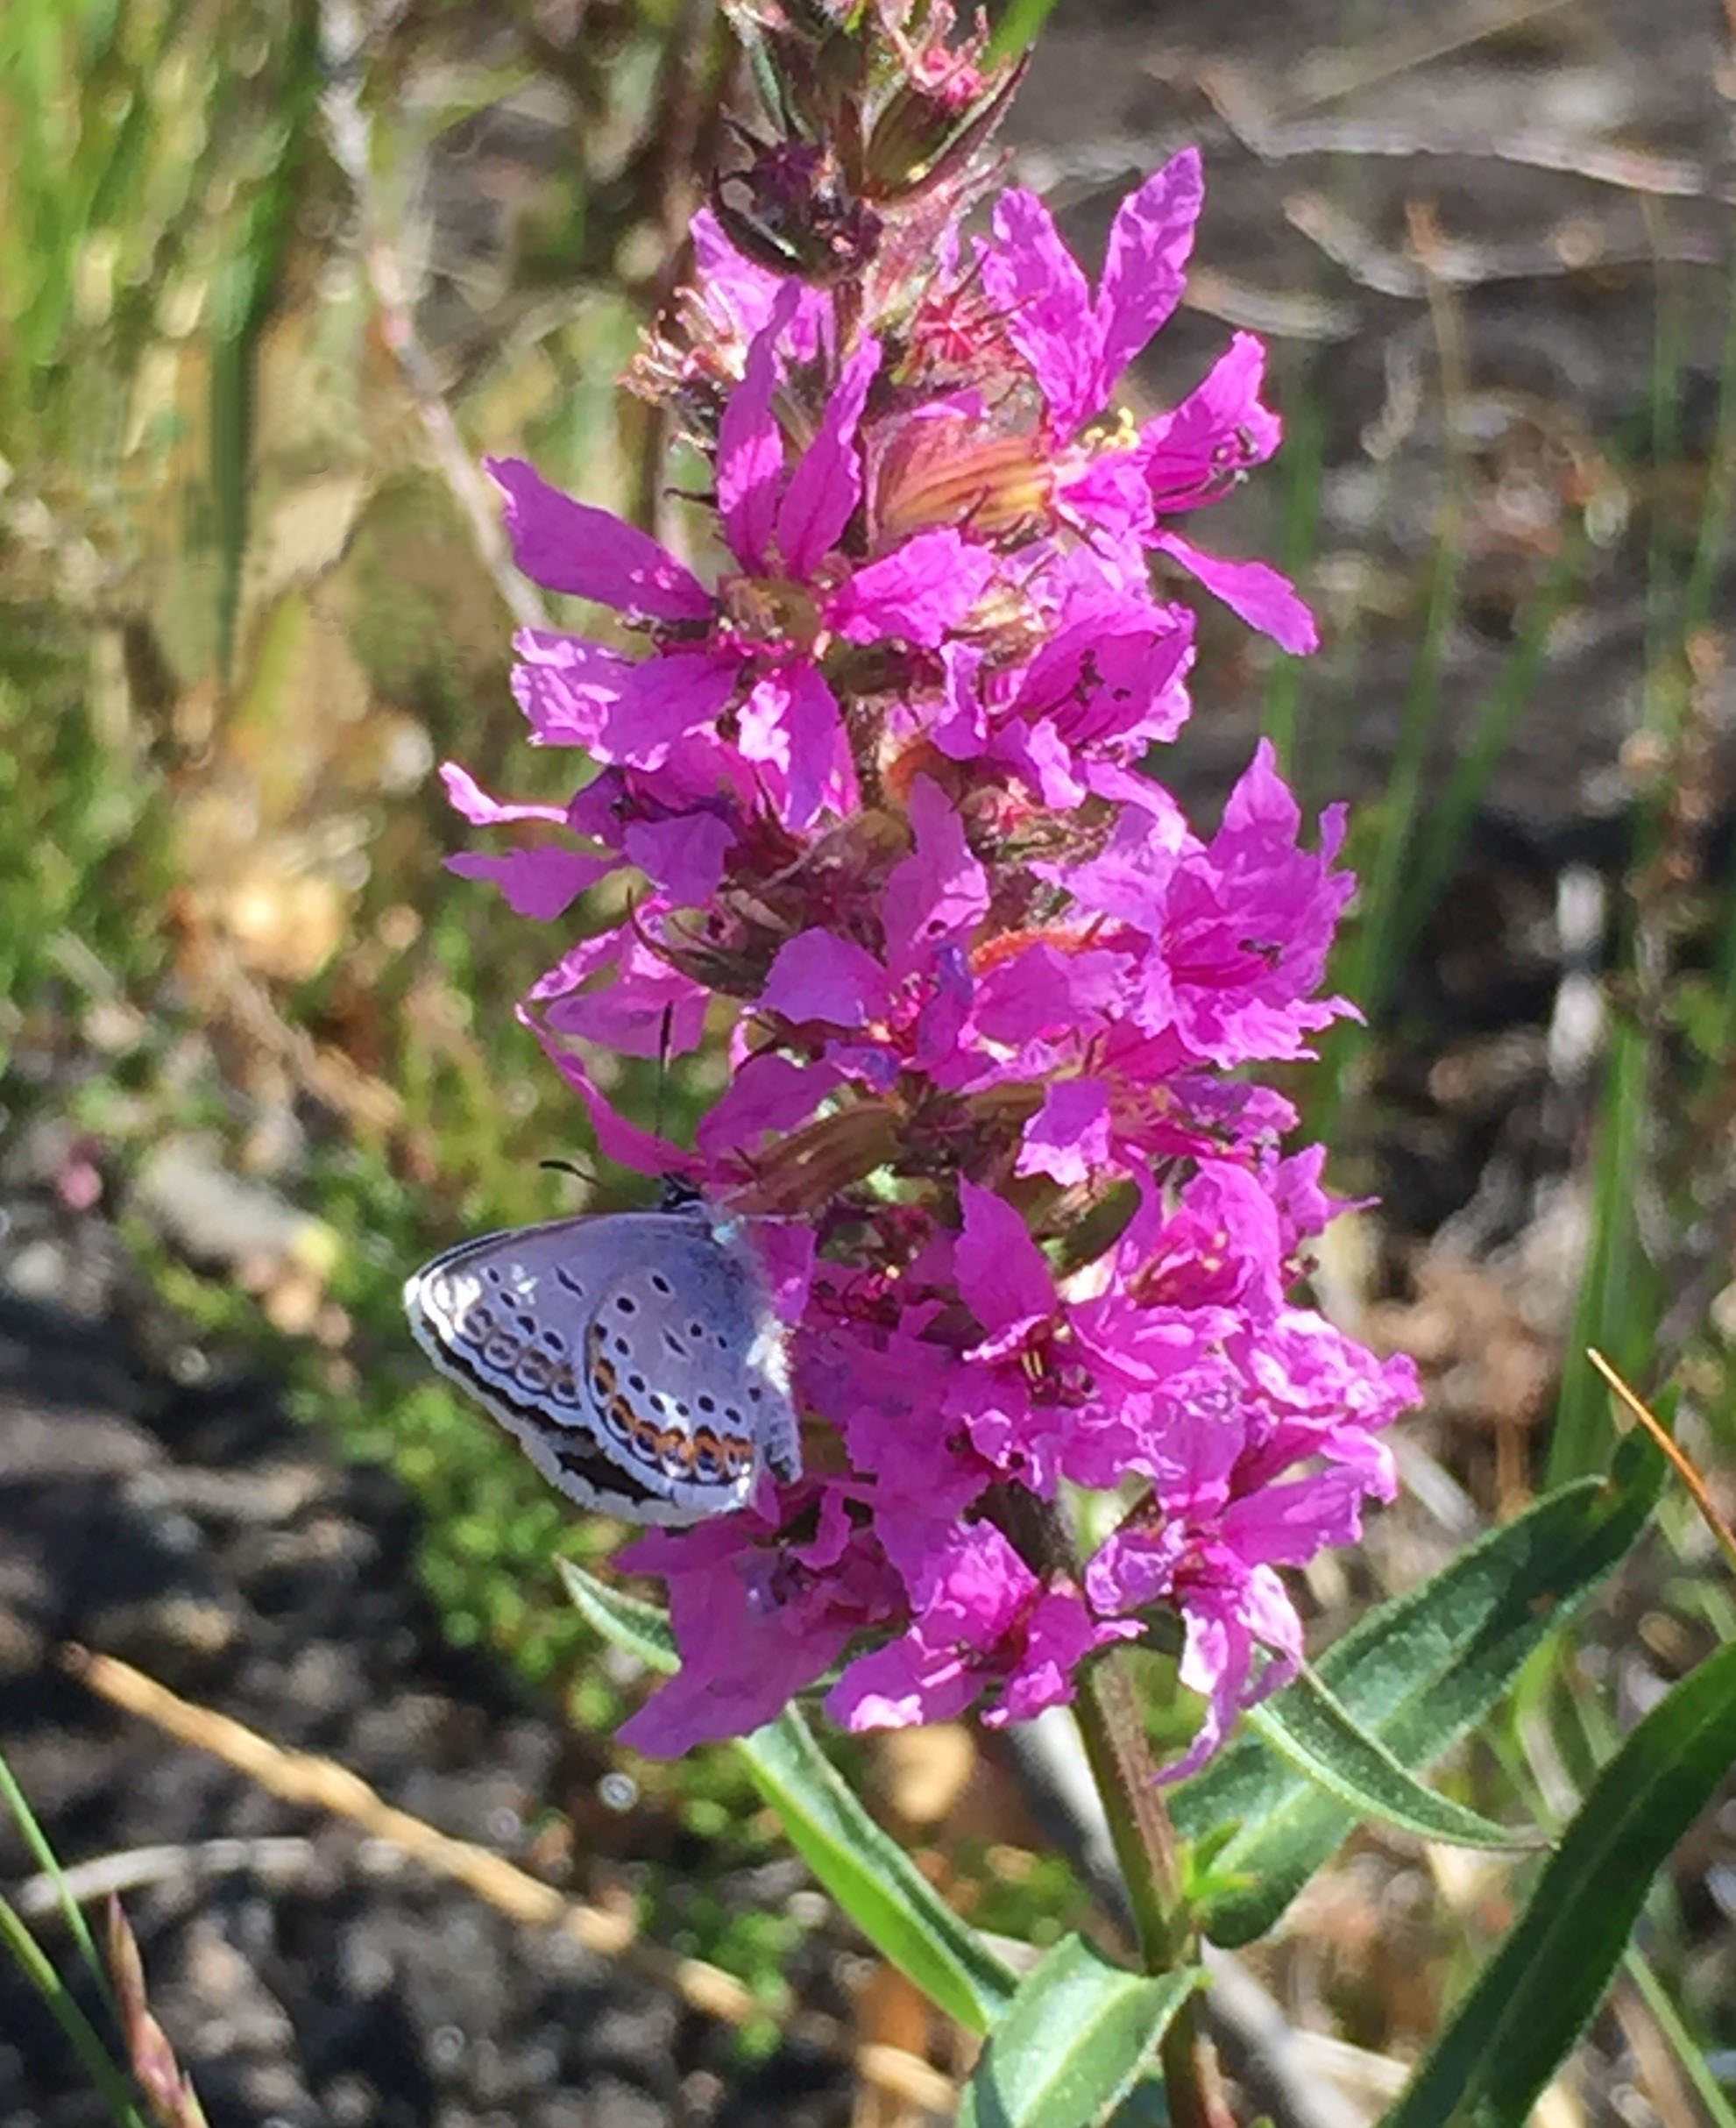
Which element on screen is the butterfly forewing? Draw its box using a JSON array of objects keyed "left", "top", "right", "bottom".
[{"left": 403, "top": 1206, "right": 800, "bottom": 1525}]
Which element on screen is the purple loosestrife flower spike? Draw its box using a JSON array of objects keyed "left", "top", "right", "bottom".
[{"left": 439, "top": 66, "right": 1420, "bottom": 1770}]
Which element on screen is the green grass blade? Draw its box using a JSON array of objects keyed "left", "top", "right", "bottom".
[
  {"left": 1342, "top": 469, "right": 1465, "bottom": 1032},
  {"left": 0, "top": 1746, "right": 117, "bottom": 2018},
  {"left": 0, "top": 1890, "right": 148, "bottom": 2128},
  {"left": 986, "top": 0, "right": 1064, "bottom": 62},
  {"left": 1548, "top": 1017, "right": 1658, "bottom": 1485},
  {"left": 556, "top": 1557, "right": 680, "bottom": 1675},
  {"left": 1388, "top": 528, "right": 1584, "bottom": 967},
  {"left": 1621, "top": 1944, "right": 1736, "bottom": 2128},
  {"left": 1245, "top": 1670, "right": 1533, "bottom": 1852},
  {"left": 1380, "top": 1640, "right": 1736, "bottom": 2128}
]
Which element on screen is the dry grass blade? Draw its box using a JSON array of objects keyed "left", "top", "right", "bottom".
[
  {"left": 1587, "top": 1348, "right": 1736, "bottom": 1578},
  {"left": 103, "top": 1897, "right": 209, "bottom": 2128},
  {"left": 63, "top": 1647, "right": 957, "bottom": 2115}
]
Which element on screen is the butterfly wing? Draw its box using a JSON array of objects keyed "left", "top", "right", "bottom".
[
  {"left": 580, "top": 1222, "right": 802, "bottom": 1518},
  {"left": 403, "top": 1209, "right": 800, "bottom": 1525}
]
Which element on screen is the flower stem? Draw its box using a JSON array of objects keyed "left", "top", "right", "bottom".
[
  {"left": 1072, "top": 1648, "right": 1229, "bottom": 2128},
  {"left": 1071, "top": 1645, "right": 1189, "bottom": 1968},
  {"left": 998, "top": 1489, "right": 1229, "bottom": 2128}
]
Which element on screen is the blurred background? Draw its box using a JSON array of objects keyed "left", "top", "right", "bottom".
[{"left": 1, "top": 1, "right": 1732, "bottom": 2123}]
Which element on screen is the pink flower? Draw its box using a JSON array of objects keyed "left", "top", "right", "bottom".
[
  {"left": 976, "top": 153, "right": 1316, "bottom": 651},
  {"left": 430, "top": 106, "right": 1420, "bottom": 1777},
  {"left": 619, "top": 1490, "right": 903, "bottom": 1756},
  {"left": 488, "top": 316, "right": 996, "bottom": 830},
  {"left": 1063, "top": 741, "right": 1355, "bottom": 1067},
  {"left": 979, "top": 153, "right": 1202, "bottom": 440},
  {"left": 827, "top": 1523, "right": 1133, "bottom": 1732}
]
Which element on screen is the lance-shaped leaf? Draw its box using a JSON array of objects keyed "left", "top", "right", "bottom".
[
  {"left": 560, "top": 1557, "right": 1018, "bottom": 2034},
  {"left": 738, "top": 1706, "right": 1019, "bottom": 2035},
  {"left": 1381, "top": 1639, "right": 1736, "bottom": 2128},
  {"left": 1245, "top": 1668, "right": 1535, "bottom": 1851},
  {"left": 1172, "top": 1436, "right": 1662, "bottom": 1944},
  {"left": 557, "top": 1557, "right": 679, "bottom": 1674},
  {"left": 956, "top": 1936, "right": 1202, "bottom": 2128}
]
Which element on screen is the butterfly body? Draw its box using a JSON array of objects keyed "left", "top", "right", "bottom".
[{"left": 403, "top": 1199, "right": 801, "bottom": 1525}]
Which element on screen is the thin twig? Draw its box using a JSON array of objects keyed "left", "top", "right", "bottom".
[
  {"left": 13, "top": 1840, "right": 320, "bottom": 1919},
  {"left": 1200, "top": 63, "right": 1725, "bottom": 202},
  {"left": 60, "top": 1645, "right": 956, "bottom": 2114},
  {"left": 317, "top": 0, "right": 549, "bottom": 637}
]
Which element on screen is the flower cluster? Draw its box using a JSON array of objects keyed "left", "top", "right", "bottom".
[{"left": 444, "top": 11, "right": 1419, "bottom": 1774}]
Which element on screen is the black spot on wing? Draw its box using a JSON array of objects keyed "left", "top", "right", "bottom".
[{"left": 429, "top": 1338, "right": 663, "bottom": 1508}]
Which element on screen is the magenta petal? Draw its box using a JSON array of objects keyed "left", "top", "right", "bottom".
[
  {"left": 438, "top": 761, "right": 567, "bottom": 827},
  {"left": 692, "top": 207, "right": 829, "bottom": 359},
  {"left": 1095, "top": 149, "right": 1204, "bottom": 390},
  {"left": 487, "top": 457, "right": 711, "bottom": 621},
  {"left": 1167, "top": 1564, "right": 1304, "bottom": 1779},
  {"left": 981, "top": 188, "right": 1100, "bottom": 436},
  {"left": 695, "top": 1052, "right": 841, "bottom": 1159},
  {"left": 1015, "top": 606, "right": 1194, "bottom": 750},
  {"left": 992, "top": 1592, "right": 1136, "bottom": 1727},
  {"left": 510, "top": 629, "right": 634, "bottom": 746},
  {"left": 717, "top": 308, "right": 789, "bottom": 573},
  {"left": 956, "top": 1179, "right": 1054, "bottom": 1335},
  {"left": 783, "top": 663, "right": 857, "bottom": 828},
  {"left": 755, "top": 1218, "right": 818, "bottom": 1330},
  {"left": 830, "top": 1523, "right": 1035, "bottom": 1731},
  {"left": 763, "top": 928, "right": 891, "bottom": 1027},
  {"left": 776, "top": 337, "right": 881, "bottom": 578},
  {"left": 621, "top": 1573, "right": 854, "bottom": 1756},
  {"left": 543, "top": 963, "right": 708, "bottom": 1060},
  {"left": 1155, "top": 532, "right": 1319, "bottom": 654},
  {"left": 827, "top": 1631, "right": 979, "bottom": 1731},
  {"left": 1017, "top": 1078, "right": 1113, "bottom": 1187},
  {"left": 534, "top": 926, "right": 709, "bottom": 1058},
  {"left": 830, "top": 531, "right": 996, "bottom": 649},
  {"left": 621, "top": 812, "right": 736, "bottom": 905},
  {"left": 931, "top": 641, "right": 987, "bottom": 760},
  {"left": 1056, "top": 451, "right": 1154, "bottom": 544},
  {"left": 597, "top": 649, "right": 736, "bottom": 765},
  {"left": 882, "top": 776, "right": 988, "bottom": 976},
  {"left": 1139, "top": 332, "right": 1281, "bottom": 511},
  {"left": 1222, "top": 1468, "right": 1370, "bottom": 1566},
  {"left": 520, "top": 1009, "right": 698, "bottom": 1181},
  {"left": 968, "top": 941, "right": 1132, "bottom": 1046},
  {"left": 446, "top": 846, "right": 607, "bottom": 919}
]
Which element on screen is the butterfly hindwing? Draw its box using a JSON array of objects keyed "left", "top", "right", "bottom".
[{"left": 403, "top": 1205, "right": 799, "bottom": 1525}]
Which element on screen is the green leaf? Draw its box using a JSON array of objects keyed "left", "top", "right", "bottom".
[
  {"left": 738, "top": 1706, "right": 1019, "bottom": 2037},
  {"left": 1172, "top": 1436, "right": 1662, "bottom": 1944},
  {"left": 1246, "top": 1670, "right": 1533, "bottom": 1851},
  {"left": 0, "top": 1746, "right": 117, "bottom": 2018},
  {"left": 1381, "top": 1640, "right": 1736, "bottom": 2128},
  {"left": 985, "top": 0, "right": 1063, "bottom": 62},
  {"left": 955, "top": 1936, "right": 1202, "bottom": 2128},
  {"left": 0, "top": 1890, "right": 150, "bottom": 2128},
  {"left": 556, "top": 1557, "right": 679, "bottom": 1675},
  {"left": 558, "top": 1560, "right": 1017, "bottom": 2034}
]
